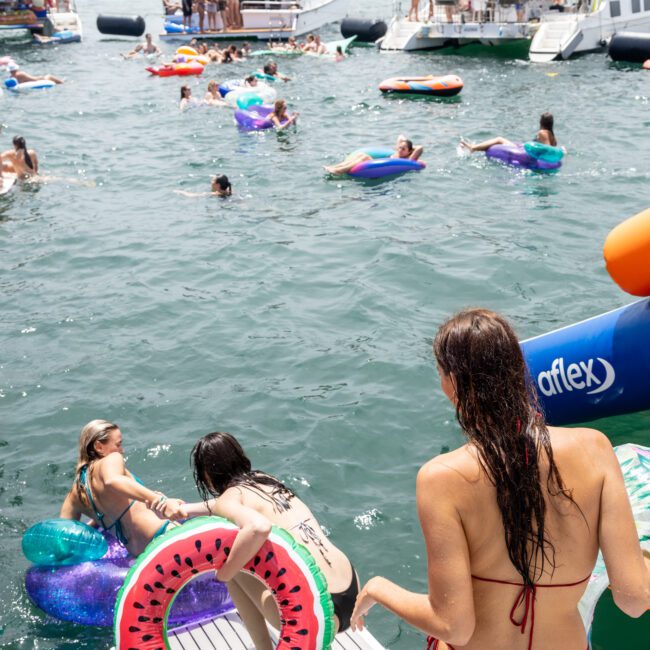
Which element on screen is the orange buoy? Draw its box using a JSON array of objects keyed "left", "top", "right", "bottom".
[
  {"left": 643, "top": 59, "right": 650, "bottom": 69},
  {"left": 604, "top": 207, "right": 650, "bottom": 296}
]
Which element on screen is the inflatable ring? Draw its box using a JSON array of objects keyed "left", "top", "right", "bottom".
[
  {"left": 234, "top": 105, "right": 288, "bottom": 131},
  {"left": 379, "top": 74, "right": 463, "bottom": 97},
  {"left": 486, "top": 142, "right": 562, "bottom": 172},
  {"left": 177, "top": 46, "right": 198, "bottom": 56},
  {"left": 224, "top": 83, "right": 276, "bottom": 107},
  {"left": 25, "top": 527, "right": 232, "bottom": 627},
  {"left": 114, "top": 516, "right": 335, "bottom": 649},
  {"left": 4, "top": 78, "right": 55, "bottom": 91},
  {"left": 346, "top": 147, "right": 426, "bottom": 179}
]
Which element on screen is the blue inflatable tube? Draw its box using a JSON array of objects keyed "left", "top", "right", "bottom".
[
  {"left": 219, "top": 78, "right": 243, "bottom": 97},
  {"left": 348, "top": 147, "right": 425, "bottom": 179},
  {"left": 486, "top": 142, "right": 562, "bottom": 172},
  {"left": 521, "top": 299, "right": 650, "bottom": 425}
]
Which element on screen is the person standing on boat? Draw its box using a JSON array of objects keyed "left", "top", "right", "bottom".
[
  {"left": 182, "top": 0, "right": 193, "bottom": 31},
  {"left": 350, "top": 309, "right": 650, "bottom": 649},
  {"left": 59, "top": 420, "right": 186, "bottom": 557},
  {"left": 151, "top": 431, "right": 360, "bottom": 649},
  {"left": 460, "top": 112, "right": 559, "bottom": 152}
]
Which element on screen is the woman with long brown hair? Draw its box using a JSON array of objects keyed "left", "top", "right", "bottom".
[
  {"left": 59, "top": 419, "right": 185, "bottom": 556},
  {"left": 351, "top": 308, "right": 649, "bottom": 649}
]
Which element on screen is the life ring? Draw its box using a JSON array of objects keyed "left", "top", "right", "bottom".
[
  {"left": 3, "top": 78, "right": 55, "bottom": 91},
  {"left": 224, "top": 83, "right": 276, "bottom": 107},
  {"left": 379, "top": 74, "right": 463, "bottom": 97},
  {"left": 114, "top": 516, "right": 335, "bottom": 649},
  {"left": 346, "top": 147, "right": 426, "bottom": 179},
  {"left": 485, "top": 142, "right": 563, "bottom": 172},
  {"left": 234, "top": 104, "right": 288, "bottom": 131},
  {"left": 24, "top": 522, "right": 232, "bottom": 627},
  {"left": 176, "top": 46, "right": 198, "bottom": 56}
]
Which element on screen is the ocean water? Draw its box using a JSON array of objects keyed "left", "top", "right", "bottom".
[{"left": 1, "top": 0, "right": 649, "bottom": 648}]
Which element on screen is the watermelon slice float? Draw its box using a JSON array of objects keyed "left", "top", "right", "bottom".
[{"left": 114, "top": 516, "right": 335, "bottom": 649}]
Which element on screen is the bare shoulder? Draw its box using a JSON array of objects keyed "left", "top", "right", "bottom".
[
  {"left": 548, "top": 425, "right": 612, "bottom": 454},
  {"left": 417, "top": 445, "right": 476, "bottom": 490}
]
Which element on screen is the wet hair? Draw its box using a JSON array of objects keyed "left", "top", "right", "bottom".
[
  {"left": 222, "top": 51, "right": 233, "bottom": 63},
  {"left": 273, "top": 99, "right": 286, "bottom": 114},
  {"left": 263, "top": 61, "right": 276, "bottom": 74},
  {"left": 192, "top": 431, "right": 295, "bottom": 506},
  {"left": 236, "top": 49, "right": 243, "bottom": 58},
  {"left": 228, "top": 44, "right": 237, "bottom": 53},
  {"left": 74, "top": 420, "right": 119, "bottom": 503},
  {"left": 213, "top": 174, "right": 232, "bottom": 195},
  {"left": 336, "top": 46, "right": 342, "bottom": 54},
  {"left": 245, "top": 74, "right": 256, "bottom": 84},
  {"left": 399, "top": 138, "right": 414, "bottom": 152},
  {"left": 13, "top": 136, "right": 33, "bottom": 170},
  {"left": 540, "top": 112, "right": 556, "bottom": 146},
  {"left": 433, "top": 308, "right": 580, "bottom": 588},
  {"left": 180, "top": 85, "right": 191, "bottom": 99}
]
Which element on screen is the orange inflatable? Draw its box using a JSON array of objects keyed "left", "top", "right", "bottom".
[
  {"left": 603, "top": 207, "right": 650, "bottom": 296},
  {"left": 379, "top": 74, "right": 463, "bottom": 97}
]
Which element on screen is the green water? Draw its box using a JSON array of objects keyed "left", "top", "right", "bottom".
[{"left": 1, "top": 0, "right": 649, "bottom": 647}]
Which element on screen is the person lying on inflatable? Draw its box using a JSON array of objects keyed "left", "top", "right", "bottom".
[
  {"left": 324, "top": 134, "right": 424, "bottom": 175},
  {"left": 7, "top": 62, "right": 64, "bottom": 85},
  {"left": 59, "top": 419, "right": 185, "bottom": 556},
  {"left": 459, "top": 111, "right": 563, "bottom": 154},
  {"left": 150, "top": 431, "right": 360, "bottom": 645}
]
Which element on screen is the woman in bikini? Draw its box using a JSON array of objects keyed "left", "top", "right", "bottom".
[
  {"left": 460, "top": 111, "right": 559, "bottom": 153},
  {"left": 59, "top": 420, "right": 186, "bottom": 556},
  {"left": 153, "top": 431, "right": 359, "bottom": 649},
  {"left": 268, "top": 99, "right": 299, "bottom": 131},
  {"left": 351, "top": 309, "right": 649, "bottom": 649},
  {"left": 1, "top": 136, "right": 39, "bottom": 178}
]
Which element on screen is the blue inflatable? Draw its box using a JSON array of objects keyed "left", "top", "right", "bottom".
[
  {"left": 521, "top": 298, "right": 650, "bottom": 425},
  {"left": 218, "top": 78, "right": 243, "bottom": 97},
  {"left": 25, "top": 529, "right": 233, "bottom": 626},
  {"left": 486, "top": 142, "right": 563, "bottom": 172},
  {"left": 23, "top": 519, "right": 108, "bottom": 566},
  {"left": 347, "top": 147, "right": 426, "bottom": 179}
]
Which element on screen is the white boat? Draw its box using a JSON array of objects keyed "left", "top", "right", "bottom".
[
  {"left": 379, "top": 0, "right": 539, "bottom": 52},
  {"left": 45, "top": 3, "right": 83, "bottom": 41},
  {"left": 529, "top": 0, "right": 650, "bottom": 62},
  {"left": 160, "top": 0, "right": 350, "bottom": 42},
  {"left": 168, "top": 608, "right": 386, "bottom": 650}
]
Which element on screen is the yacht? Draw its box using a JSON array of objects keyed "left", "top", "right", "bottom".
[
  {"left": 530, "top": 0, "right": 650, "bottom": 61},
  {"left": 161, "top": 0, "right": 350, "bottom": 42}
]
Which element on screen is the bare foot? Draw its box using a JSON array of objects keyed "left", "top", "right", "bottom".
[
  {"left": 323, "top": 165, "right": 340, "bottom": 175},
  {"left": 459, "top": 138, "right": 474, "bottom": 153}
]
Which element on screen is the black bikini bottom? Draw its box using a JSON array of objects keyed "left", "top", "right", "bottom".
[{"left": 331, "top": 563, "right": 359, "bottom": 633}]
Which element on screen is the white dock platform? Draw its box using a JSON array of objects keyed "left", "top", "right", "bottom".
[{"left": 168, "top": 609, "right": 386, "bottom": 650}]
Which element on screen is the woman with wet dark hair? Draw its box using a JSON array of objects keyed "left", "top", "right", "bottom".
[
  {"left": 153, "top": 431, "right": 358, "bottom": 650},
  {"left": 1, "top": 136, "right": 39, "bottom": 177},
  {"left": 351, "top": 308, "right": 649, "bottom": 649}
]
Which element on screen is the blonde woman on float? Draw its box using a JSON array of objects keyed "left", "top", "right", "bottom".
[{"left": 59, "top": 419, "right": 186, "bottom": 556}]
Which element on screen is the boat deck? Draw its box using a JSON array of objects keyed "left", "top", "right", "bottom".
[
  {"left": 169, "top": 609, "right": 386, "bottom": 650},
  {"left": 159, "top": 27, "right": 294, "bottom": 42}
]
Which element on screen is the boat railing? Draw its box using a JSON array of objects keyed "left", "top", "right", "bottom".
[
  {"left": 399, "top": 0, "right": 599, "bottom": 24},
  {"left": 240, "top": 0, "right": 302, "bottom": 9}
]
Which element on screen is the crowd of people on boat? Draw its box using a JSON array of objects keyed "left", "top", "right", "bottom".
[{"left": 57, "top": 307, "right": 649, "bottom": 649}]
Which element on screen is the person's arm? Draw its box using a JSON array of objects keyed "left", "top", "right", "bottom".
[
  {"left": 352, "top": 461, "right": 476, "bottom": 646},
  {"left": 410, "top": 145, "right": 424, "bottom": 160},
  {"left": 97, "top": 452, "right": 186, "bottom": 519},
  {"left": 202, "top": 488, "right": 272, "bottom": 581},
  {"left": 31, "top": 152, "right": 39, "bottom": 174},
  {"left": 595, "top": 430, "right": 650, "bottom": 616}
]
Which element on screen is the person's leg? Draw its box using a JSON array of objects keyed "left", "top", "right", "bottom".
[
  {"left": 460, "top": 136, "right": 511, "bottom": 152},
  {"left": 44, "top": 74, "right": 64, "bottom": 84},
  {"left": 324, "top": 153, "right": 371, "bottom": 175},
  {"left": 227, "top": 576, "right": 276, "bottom": 650}
]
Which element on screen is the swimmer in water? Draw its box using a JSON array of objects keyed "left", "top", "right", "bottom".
[
  {"left": 262, "top": 61, "right": 290, "bottom": 82},
  {"left": 334, "top": 45, "right": 345, "bottom": 62},
  {"left": 174, "top": 174, "right": 232, "bottom": 197},
  {"left": 179, "top": 85, "right": 199, "bottom": 111},
  {"left": 1, "top": 136, "right": 39, "bottom": 178},
  {"left": 243, "top": 74, "right": 258, "bottom": 87},
  {"left": 122, "top": 33, "right": 162, "bottom": 58},
  {"left": 268, "top": 99, "right": 299, "bottom": 130},
  {"left": 6, "top": 62, "right": 63, "bottom": 84},
  {"left": 460, "top": 112, "right": 559, "bottom": 153},
  {"left": 203, "top": 80, "right": 228, "bottom": 106},
  {"left": 324, "top": 135, "right": 423, "bottom": 175}
]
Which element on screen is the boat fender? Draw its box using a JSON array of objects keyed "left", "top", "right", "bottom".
[
  {"left": 114, "top": 517, "right": 335, "bottom": 650},
  {"left": 604, "top": 207, "right": 650, "bottom": 297},
  {"left": 608, "top": 32, "right": 650, "bottom": 63},
  {"left": 340, "top": 17, "right": 387, "bottom": 43},
  {"left": 97, "top": 15, "right": 146, "bottom": 38}
]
